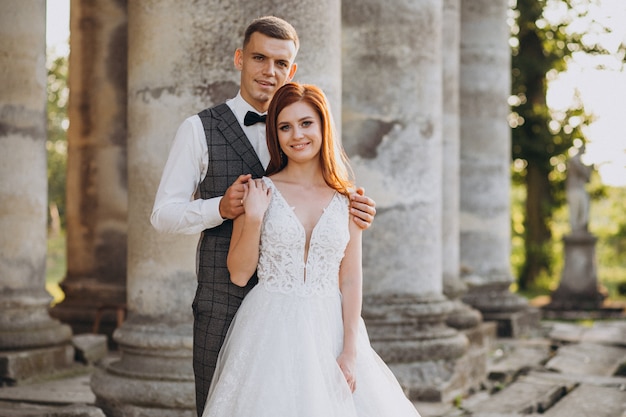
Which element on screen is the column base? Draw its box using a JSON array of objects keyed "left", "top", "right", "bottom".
[
  {"left": 444, "top": 275, "right": 483, "bottom": 330},
  {"left": 363, "top": 292, "right": 480, "bottom": 400},
  {"left": 461, "top": 281, "right": 529, "bottom": 314},
  {"left": 0, "top": 290, "right": 73, "bottom": 349},
  {"left": 0, "top": 290, "right": 75, "bottom": 384},
  {"left": 461, "top": 280, "right": 539, "bottom": 337},
  {"left": 91, "top": 318, "right": 195, "bottom": 416},
  {"left": 544, "top": 232, "right": 605, "bottom": 311},
  {"left": 363, "top": 292, "right": 468, "bottom": 363},
  {"left": 544, "top": 292, "right": 606, "bottom": 311},
  {"left": 390, "top": 321, "right": 497, "bottom": 403},
  {"left": 92, "top": 362, "right": 195, "bottom": 417},
  {"left": 446, "top": 299, "right": 483, "bottom": 330}
]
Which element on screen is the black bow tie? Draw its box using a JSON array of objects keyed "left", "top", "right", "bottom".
[{"left": 244, "top": 111, "right": 267, "bottom": 126}]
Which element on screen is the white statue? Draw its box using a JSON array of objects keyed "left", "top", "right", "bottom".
[{"left": 565, "top": 144, "right": 592, "bottom": 234}]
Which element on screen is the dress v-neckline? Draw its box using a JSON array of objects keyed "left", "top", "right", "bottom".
[{"left": 264, "top": 177, "right": 337, "bottom": 270}]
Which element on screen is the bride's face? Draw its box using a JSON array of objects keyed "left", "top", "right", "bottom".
[{"left": 276, "top": 101, "right": 322, "bottom": 165}]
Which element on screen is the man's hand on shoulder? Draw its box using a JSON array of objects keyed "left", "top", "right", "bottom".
[
  {"left": 349, "top": 187, "right": 376, "bottom": 230},
  {"left": 220, "top": 174, "right": 252, "bottom": 220}
]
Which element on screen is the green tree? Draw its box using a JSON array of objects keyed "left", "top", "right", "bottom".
[
  {"left": 47, "top": 54, "right": 69, "bottom": 233},
  {"left": 508, "top": 0, "right": 609, "bottom": 290}
]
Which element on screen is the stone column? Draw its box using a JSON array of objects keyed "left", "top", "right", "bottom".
[
  {"left": 441, "top": 0, "right": 482, "bottom": 330},
  {"left": 90, "top": 2, "right": 197, "bottom": 415},
  {"left": 51, "top": 0, "right": 128, "bottom": 340},
  {"left": 91, "top": 1, "right": 341, "bottom": 415},
  {"left": 343, "top": 0, "right": 467, "bottom": 402},
  {"left": 0, "top": 0, "right": 73, "bottom": 383},
  {"left": 283, "top": 3, "right": 342, "bottom": 120},
  {"left": 459, "top": 0, "right": 538, "bottom": 337}
]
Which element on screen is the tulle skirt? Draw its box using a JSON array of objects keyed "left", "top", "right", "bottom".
[{"left": 202, "top": 284, "right": 420, "bottom": 417}]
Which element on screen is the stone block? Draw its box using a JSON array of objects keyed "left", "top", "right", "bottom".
[
  {"left": 0, "top": 344, "right": 74, "bottom": 384},
  {"left": 464, "top": 376, "right": 568, "bottom": 414},
  {"left": 488, "top": 338, "right": 553, "bottom": 384},
  {"left": 541, "top": 384, "right": 626, "bottom": 417},
  {"left": 483, "top": 307, "right": 541, "bottom": 338},
  {"left": 0, "top": 401, "right": 105, "bottom": 417},
  {"left": 545, "top": 321, "right": 585, "bottom": 343},
  {"left": 545, "top": 342, "right": 626, "bottom": 377},
  {"left": 548, "top": 320, "right": 626, "bottom": 347},
  {"left": 0, "top": 374, "right": 94, "bottom": 405},
  {"left": 525, "top": 370, "right": 626, "bottom": 389},
  {"left": 578, "top": 321, "right": 626, "bottom": 347},
  {"left": 72, "top": 334, "right": 108, "bottom": 364}
]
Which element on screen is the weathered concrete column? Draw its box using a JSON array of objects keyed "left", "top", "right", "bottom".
[
  {"left": 91, "top": 1, "right": 341, "bottom": 415},
  {"left": 286, "top": 4, "right": 342, "bottom": 119},
  {"left": 440, "top": 1, "right": 492, "bottom": 397},
  {"left": 90, "top": 2, "right": 197, "bottom": 415},
  {"left": 0, "top": 0, "right": 73, "bottom": 383},
  {"left": 343, "top": 0, "right": 468, "bottom": 402},
  {"left": 459, "top": 0, "right": 539, "bottom": 337},
  {"left": 51, "top": 0, "right": 128, "bottom": 340},
  {"left": 441, "top": 0, "right": 482, "bottom": 331}
]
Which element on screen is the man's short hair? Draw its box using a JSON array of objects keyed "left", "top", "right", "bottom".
[{"left": 243, "top": 16, "right": 299, "bottom": 53}]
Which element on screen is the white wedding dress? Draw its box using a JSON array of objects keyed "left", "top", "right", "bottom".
[{"left": 202, "top": 177, "right": 420, "bottom": 417}]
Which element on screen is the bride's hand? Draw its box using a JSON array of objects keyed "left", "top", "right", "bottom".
[
  {"left": 337, "top": 352, "right": 357, "bottom": 392},
  {"left": 242, "top": 179, "right": 271, "bottom": 220}
]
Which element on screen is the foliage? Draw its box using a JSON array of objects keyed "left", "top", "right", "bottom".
[
  {"left": 589, "top": 185, "right": 626, "bottom": 300},
  {"left": 509, "top": 0, "right": 612, "bottom": 290},
  {"left": 512, "top": 176, "right": 626, "bottom": 302},
  {"left": 46, "top": 54, "right": 69, "bottom": 230}
]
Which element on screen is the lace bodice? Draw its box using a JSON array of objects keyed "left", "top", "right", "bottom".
[{"left": 257, "top": 177, "right": 351, "bottom": 297}]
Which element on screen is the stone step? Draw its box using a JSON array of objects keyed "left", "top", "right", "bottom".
[
  {"left": 545, "top": 342, "right": 626, "bottom": 377},
  {"left": 548, "top": 320, "right": 626, "bottom": 347},
  {"left": 0, "top": 345, "right": 74, "bottom": 385},
  {"left": 487, "top": 338, "right": 553, "bottom": 385},
  {"left": 0, "top": 374, "right": 95, "bottom": 406},
  {"left": 0, "top": 401, "right": 104, "bottom": 417},
  {"left": 526, "top": 369, "right": 626, "bottom": 388},
  {"left": 460, "top": 373, "right": 575, "bottom": 415},
  {"left": 540, "top": 384, "right": 626, "bottom": 417}
]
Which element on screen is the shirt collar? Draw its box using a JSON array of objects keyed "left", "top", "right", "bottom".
[{"left": 228, "top": 92, "right": 266, "bottom": 127}]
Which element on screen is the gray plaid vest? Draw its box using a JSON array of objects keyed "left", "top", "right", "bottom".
[{"left": 196, "top": 103, "right": 265, "bottom": 291}]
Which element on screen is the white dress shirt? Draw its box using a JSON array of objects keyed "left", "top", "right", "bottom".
[{"left": 150, "top": 92, "right": 269, "bottom": 234}]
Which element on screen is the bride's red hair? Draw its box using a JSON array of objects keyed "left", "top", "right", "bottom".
[{"left": 265, "top": 82, "right": 354, "bottom": 197}]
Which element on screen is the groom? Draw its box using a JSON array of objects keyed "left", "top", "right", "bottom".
[{"left": 151, "top": 16, "right": 376, "bottom": 416}]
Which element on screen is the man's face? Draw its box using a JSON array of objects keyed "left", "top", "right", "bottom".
[{"left": 235, "top": 32, "right": 298, "bottom": 112}]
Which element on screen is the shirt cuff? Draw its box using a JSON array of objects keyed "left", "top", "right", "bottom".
[{"left": 202, "top": 196, "right": 226, "bottom": 228}]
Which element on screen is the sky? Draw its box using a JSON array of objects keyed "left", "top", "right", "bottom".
[
  {"left": 545, "top": 0, "right": 626, "bottom": 187},
  {"left": 46, "top": 0, "right": 70, "bottom": 58},
  {"left": 46, "top": 0, "right": 625, "bottom": 186}
]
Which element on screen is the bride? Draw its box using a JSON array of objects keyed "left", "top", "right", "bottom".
[{"left": 201, "top": 82, "right": 421, "bottom": 417}]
